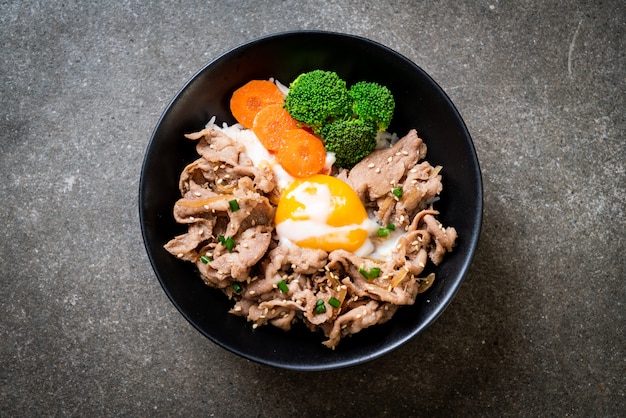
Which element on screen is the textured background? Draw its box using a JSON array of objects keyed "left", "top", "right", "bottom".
[{"left": 1, "top": 1, "right": 624, "bottom": 416}]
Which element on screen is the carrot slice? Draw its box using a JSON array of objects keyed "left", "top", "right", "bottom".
[
  {"left": 276, "top": 129, "right": 326, "bottom": 178},
  {"left": 252, "top": 104, "right": 299, "bottom": 151},
  {"left": 229, "top": 80, "right": 284, "bottom": 129}
]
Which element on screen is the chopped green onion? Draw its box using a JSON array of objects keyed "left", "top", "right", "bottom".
[
  {"left": 369, "top": 267, "right": 381, "bottom": 278},
  {"left": 277, "top": 279, "right": 289, "bottom": 293},
  {"left": 392, "top": 186, "right": 403, "bottom": 199},
  {"left": 217, "top": 235, "right": 236, "bottom": 252},
  {"left": 315, "top": 299, "right": 327, "bottom": 313},
  {"left": 232, "top": 282, "right": 243, "bottom": 293},
  {"left": 200, "top": 255, "right": 212, "bottom": 264},
  {"left": 228, "top": 199, "right": 240, "bottom": 212},
  {"left": 359, "top": 266, "right": 382, "bottom": 280},
  {"left": 387, "top": 223, "right": 396, "bottom": 231},
  {"left": 377, "top": 227, "right": 390, "bottom": 237},
  {"left": 328, "top": 297, "right": 341, "bottom": 308}
]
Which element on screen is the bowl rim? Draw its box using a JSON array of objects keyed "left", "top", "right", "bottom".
[{"left": 139, "top": 29, "right": 483, "bottom": 371}]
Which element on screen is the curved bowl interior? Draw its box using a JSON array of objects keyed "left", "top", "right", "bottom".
[{"left": 139, "top": 31, "right": 482, "bottom": 371}]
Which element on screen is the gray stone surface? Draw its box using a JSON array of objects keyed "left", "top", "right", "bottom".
[{"left": 1, "top": 1, "right": 624, "bottom": 416}]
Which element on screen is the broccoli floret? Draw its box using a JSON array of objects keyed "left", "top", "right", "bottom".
[
  {"left": 320, "top": 118, "right": 378, "bottom": 168},
  {"left": 348, "top": 81, "right": 395, "bottom": 131},
  {"left": 284, "top": 70, "right": 352, "bottom": 133}
]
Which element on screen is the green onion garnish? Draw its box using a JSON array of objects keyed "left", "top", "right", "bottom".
[
  {"left": 200, "top": 255, "right": 212, "bottom": 264},
  {"left": 315, "top": 299, "right": 327, "bottom": 314},
  {"left": 369, "top": 267, "right": 381, "bottom": 278},
  {"left": 228, "top": 199, "right": 240, "bottom": 212},
  {"left": 359, "top": 267, "right": 381, "bottom": 280},
  {"left": 392, "top": 186, "right": 403, "bottom": 199},
  {"left": 232, "top": 282, "right": 243, "bottom": 293},
  {"left": 277, "top": 279, "right": 289, "bottom": 293},
  {"left": 387, "top": 223, "right": 396, "bottom": 231},
  {"left": 328, "top": 297, "right": 341, "bottom": 308},
  {"left": 377, "top": 227, "right": 390, "bottom": 237},
  {"left": 217, "top": 235, "right": 236, "bottom": 252}
]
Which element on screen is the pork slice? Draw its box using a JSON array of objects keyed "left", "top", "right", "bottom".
[
  {"left": 328, "top": 250, "right": 419, "bottom": 305},
  {"left": 422, "top": 214, "right": 458, "bottom": 265},
  {"left": 209, "top": 225, "right": 273, "bottom": 280},
  {"left": 163, "top": 221, "right": 215, "bottom": 261},
  {"left": 185, "top": 127, "right": 277, "bottom": 195},
  {"left": 187, "top": 127, "right": 245, "bottom": 167},
  {"left": 263, "top": 244, "right": 328, "bottom": 281},
  {"left": 394, "top": 161, "right": 443, "bottom": 221},
  {"left": 346, "top": 129, "right": 426, "bottom": 201},
  {"left": 322, "top": 300, "right": 398, "bottom": 349}
]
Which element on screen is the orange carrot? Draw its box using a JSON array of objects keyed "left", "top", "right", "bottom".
[
  {"left": 252, "top": 104, "right": 299, "bottom": 151},
  {"left": 276, "top": 129, "right": 326, "bottom": 178},
  {"left": 229, "top": 80, "right": 284, "bottom": 129}
]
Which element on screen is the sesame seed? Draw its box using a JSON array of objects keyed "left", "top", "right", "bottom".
[
  {"left": 367, "top": 163, "right": 375, "bottom": 168},
  {"left": 249, "top": 290, "right": 256, "bottom": 295},
  {"left": 410, "top": 168, "right": 417, "bottom": 173},
  {"left": 402, "top": 150, "right": 409, "bottom": 156},
  {"left": 204, "top": 205, "right": 209, "bottom": 210},
  {"left": 213, "top": 166, "right": 219, "bottom": 172},
  {"left": 177, "top": 253, "right": 184, "bottom": 258},
  {"left": 259, "top": 315, "right": 266, "bottom": 319},
  {"left": 216, "top": 178, "right": 223, "bottom": 184},
  {"left": 223, "top": 174, "right": 231, "bottom": 179},
  {"left": 189, "top": 216, "right": 195, "bottom": 221},
  {"left": 251, "top": 220, "right": 256, "bottom": 226},
  {"left": 375, "top": 168, "right": 381, "bottom": 173},
  {"left": 194, "top": 191, "right": 202, "bottom": 197},
  {"left": 395, "top": 152, "right": 402, "bottom": 156},
  {"left": 419, "top": 262, "right": 425, "bottom": 268},
  {"left": 356, "top": 314, "right": 362, "bottom": 319},
  {"left": 252, "top": 323, "right": 258, "bottom": 329},
  {"left": 387, "top": 156, "right": 393, "bottom": 163},
  {"left": 242, "top": 243, "right": 249, "bottom": 248},
  {"left": 198, "top": 230, "right": 204, "bottom": 236},
  {"left": 219, "top": 164, "right": 226, "bottom": 169}
]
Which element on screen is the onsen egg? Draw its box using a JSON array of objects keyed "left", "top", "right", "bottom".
[{"left": 275, "top": 174, "right": 378, "bottom": 253}]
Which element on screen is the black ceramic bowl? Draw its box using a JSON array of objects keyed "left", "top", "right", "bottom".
[{"left": 139, "top": 31, "right": 482, "bottom": 371}]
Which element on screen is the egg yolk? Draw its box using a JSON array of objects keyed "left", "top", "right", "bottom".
[{"left": 275, "top": 174, "right": 372, "bottom": 252}]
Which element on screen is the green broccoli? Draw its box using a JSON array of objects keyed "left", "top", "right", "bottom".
[
  {"left": 320, "top": 118, "right": 378, "bottom": 168},
  {"left": 284, "top": 70, "right": 352, "bottom": 133},
  {"left": 348, "top": 81, "right": 395, "bottom": 131}
]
